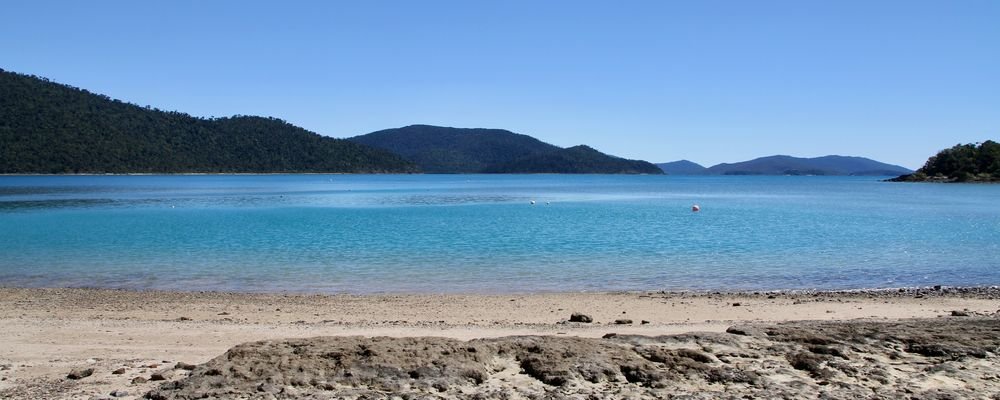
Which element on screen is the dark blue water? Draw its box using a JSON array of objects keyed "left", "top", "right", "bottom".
[{"left": 1, "top": 175, "right": 998, "bottom": 293}]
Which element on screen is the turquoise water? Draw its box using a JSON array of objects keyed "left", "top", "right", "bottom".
[{"left": 1, "top": 175, "right": 998, "bottom": 293}]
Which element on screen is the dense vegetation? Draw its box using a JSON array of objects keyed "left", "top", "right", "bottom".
[
  {"left": 655, "top": 160, "right": 707, "bottom": 175},
  {"left": 485, "top": 145, "right": 663, "bottom": 174},
  {"left": 349, "top": 125, "right": 561, "bottom": 173},
  {"left": 350, "top": 125, "right": 662, "bottom": 174},
  {"left": 0, "top": 69, "right": 417, "bottom": 173},
  {"left": 702, "top": 155, "right": 912, "bottom": 176},
  {"left": 889, "top": 141, "right": 1000, "bottom": 182}
]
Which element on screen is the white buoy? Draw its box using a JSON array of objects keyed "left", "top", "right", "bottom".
[
  {"left": 530, "top": 200, "right": 536, "bottom": 205},
  {"left": 691, "top": 204, "right": 700, "bottom": 212}
]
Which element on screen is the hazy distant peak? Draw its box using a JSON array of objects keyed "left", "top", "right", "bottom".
[
  {"left": 704, "top": 155, "right": 912, "bottom": 176},
  {"left": 656, "top": 160, "right": 708, "bottom": 175}
]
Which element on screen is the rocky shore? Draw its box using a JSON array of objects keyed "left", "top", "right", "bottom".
[
  {"left": 148, "top": 317, "right": 1000, "bottom": 399},
  {"left": 1, "top": 287, "right": 998, "bottom": 399}
]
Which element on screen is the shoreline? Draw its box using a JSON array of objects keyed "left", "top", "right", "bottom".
[
  {"left": 2, "top": 286, "right": 998, "bottom": 398},
  {"left": 3, "top": 283, "right": 998, "bottom": 297}
]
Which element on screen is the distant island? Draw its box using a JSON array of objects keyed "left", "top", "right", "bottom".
[
  {"left": 349, "top": 125, "right": 663, "bottom": 174},
  {"left": 656, "top": 155, "right": 912, "bottom": 176},
  {"left": 888, "top": 141, "right": 999, "bottom": 182},
  {"left": 655, "top": 160, "right": 707, "bottom": 175},
  {"left": 0, "top": 69, "right": 417, "bottom": 174}
]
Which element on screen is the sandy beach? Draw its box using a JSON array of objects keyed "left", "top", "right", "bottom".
[{"left": 1, "top": 287, "right": 998, "bottom": 398}]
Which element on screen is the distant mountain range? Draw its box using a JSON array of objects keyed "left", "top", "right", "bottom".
[
  {"left": 349, "top": 125, "right": 663, "bottom": 174},
  {"left": 0, "top": 69, "right": 416, "bottom": 174},
  {"left": 0, "top": 68, "right": 921, "bottom": 177},
  {"left": 657, "top": 155, "right": 912, "bottom": 176}
]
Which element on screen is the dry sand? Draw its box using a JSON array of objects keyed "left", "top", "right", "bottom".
[{"left": 0, "top": 287, "right": 998, "bottom": 399}]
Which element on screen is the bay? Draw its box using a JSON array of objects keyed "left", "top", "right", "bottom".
[{"left": 1, "top": 174, "right": 998, "bottom": 293}]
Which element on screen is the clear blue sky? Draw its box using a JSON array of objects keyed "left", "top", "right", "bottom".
[{"left": 3, "top": 1, "right": 998, "bottom": 169}]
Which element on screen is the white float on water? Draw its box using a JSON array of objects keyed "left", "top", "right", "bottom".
[{"left": 692, "top": 204, "right": 701, "bottom": 212}]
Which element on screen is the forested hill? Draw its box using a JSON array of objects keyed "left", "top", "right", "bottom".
[
  {"left": 704, "top": 155, "right": 912, "bottom": 176},
  {"left": 0, "top": 69, "right": 417, "bottom": 174},
  {"left": 655, "top": 160, "right": 707, "bottom": 175},
  {"left": 889, "top": 141, "right": 1000, "bottom": 182},
  {"left": 349, "top": 125, "right": 561, "bottom": 173},
  {"left": 485, "top": 145, "right": 664, "bottom": 174},
  {"left": 348, "top": 125, "right": 662, "bottom": 174}
]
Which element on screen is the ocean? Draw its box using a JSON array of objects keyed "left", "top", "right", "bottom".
[{"left": 1, "top": 174, "right": 998, "bottom": 293}]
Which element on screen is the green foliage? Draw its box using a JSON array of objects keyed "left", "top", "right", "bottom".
[
  {"left": 484, "top": 145, "right": 663, "bottom": 174},
  {"left": 349, "top": 125, "right": 562, "bottom": 173},
  {"left": 350, "top": 125, "right": 663, "bottom": 174},
  {"left": 894, "top": 141, "right": 1000, "bottom": 182},
  {"left": 0, "top": 69, "right": 417, "bottom": 174}
]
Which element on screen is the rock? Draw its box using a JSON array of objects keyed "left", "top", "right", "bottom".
[
  {"left": 151, "top": 369, "right": 175, "bottom": 381},
  {"left": 569, "top": 313, "right": 593, "bottom": 323},
  {"left": 952, "top": 310, "right": 970, "bottom": 317},
  {"left": 67, "top": 367, "right": 94, "bottom": 379},
  {"left": 131, "top": 376, "right": 147, "bottom": 384},
  {"left": 176, "top": 317, "right": 191, "bottom": 321},
  {"left": 614, "top": 319, "right": 633, "bottom": 325},
  {"left": 174, "top": 362, "right": 197, "bottom": 371},
  {"left": 144, "top": 318, "right": 1000, "bottom": 399},
  {"left": 725, "top": 325, "right": 763, "bottom": 337},
  {"left": 732, "top": 302, "right": 741, "bottom": 307},
  {"left": 112, "top": 368, "right": 126, "bottom": 375},
  {"left": 280, "top": 385, "right": 301, "bottom": 396},
  {"left": 641, "top": 320, "right": 650, "bottom": 325},
  {"left": 257, "top": 382, "right": 279, "bottom": 394},
  {"left": 110, "top": 389, "right": 129, "bottom": 397}
]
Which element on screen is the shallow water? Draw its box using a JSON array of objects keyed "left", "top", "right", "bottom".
[{"left": 1, "top": 175, "right": 998, "bottom": 293}]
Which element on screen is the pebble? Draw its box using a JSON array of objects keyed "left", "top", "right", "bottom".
[
  {"left": 151, "top": 369, "right": 175, "bottom": 381},
  {"left": 569, "top": 313, "right": 593, "bottom": 323},
  {"left": 67, "top": 367, "right": 94, "bottom": 380},
  {"left": 175, "top": 362, "right": 197, "bottom": 370}
]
